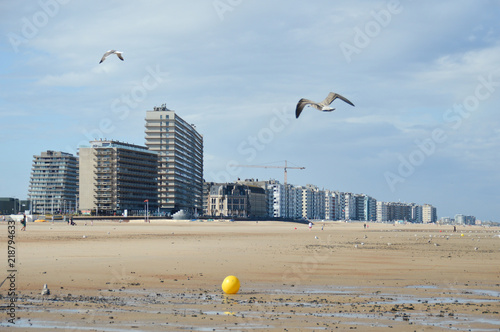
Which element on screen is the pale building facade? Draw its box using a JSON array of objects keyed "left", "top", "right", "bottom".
[
  {"left": 145, "top": 105, "right": 203, "bottom": 215},
  {"left": 28, "top": 150, "right": 78, "bottom": 214},
  {"left": 376, "top": 201, "right": 388, "bottom": 222},
  {"left": 79, "top": 140, "right": 158, "bottom": 215},
  {"left": 206, "top": 183, "right": 266, "bottom": 218},
  {"left": 422, "top": 204, "right": 437, "bottom": 223},
  {"left": 324, "top": 190, "right": 339, "bottom": 220}
]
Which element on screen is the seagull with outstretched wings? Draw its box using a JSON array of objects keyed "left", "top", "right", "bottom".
[
  {"left": 296, "top": 92, "right": 355, "bottom": 118},
  {"left": 99, "top": 50, "right": 124, "bottom": 64}
]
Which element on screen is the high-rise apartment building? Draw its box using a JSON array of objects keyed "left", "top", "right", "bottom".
[
  {"left": 343, "top": 192, "right": 356, "bottom": 221},
  {"left": 376, "top": 201, "right": 388, "bottom": 222},
  {"left": 324, "top": 190, "right": 339, "bottom": 220},
  {"left": 79, "top": 140, "right": 158, "bottom": 215},
  {"left": 454, "top": 214, "right": 475, "bottom": 225},
  {"left": 422, "top": 204, "right": 437, "bottom": 223},
  {"left": 354, "top": 194, "right": 377, "bottom": 221},
  {"left": 28, "top": 150, "right": 78, "bottom": 214},
  {"left": 145, "top": 105, "right": 203, "bottom": 215},
  {"left": 410, "top": 203, "right": 423, "bottom": 223}
]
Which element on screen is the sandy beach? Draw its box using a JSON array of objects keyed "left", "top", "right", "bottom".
[{"left": 1, "top": 219, "right": 499, "bottom": 331}]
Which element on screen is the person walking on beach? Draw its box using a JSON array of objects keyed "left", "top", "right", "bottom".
[
  {"left": 308, "top": 222, "right": 312, "bottom": 230},
  {"left": 21, "top": 213, "right": 27, "bottom": 231}
]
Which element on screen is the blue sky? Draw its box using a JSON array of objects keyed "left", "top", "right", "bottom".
[{"left": 1, "top": 0, "right": 499, "bottom": 221}]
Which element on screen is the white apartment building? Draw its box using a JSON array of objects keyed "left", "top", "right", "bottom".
[
  {"left": 422, "top": 204, "right": 437, "bottom": 223},
  {"left": 376, "top": 201, "right": 389, "bottom": 222},
  {"left": 145, "top": 105, "right": 203, "bottom": 215},
  {"left": 28, "top": 150, "right": 78, "bottom": 214},
  {"left": 324, "top": 190, "right": 340, "bottom": 220}
]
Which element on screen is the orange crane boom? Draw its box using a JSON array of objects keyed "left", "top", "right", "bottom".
[{"left": 235, "top": 160, "right": 305, "bottom": 185}]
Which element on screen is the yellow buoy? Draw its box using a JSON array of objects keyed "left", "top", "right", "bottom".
[
  {"left": 461, "top": 233, "right": 464, "bottom": 237},
  {"left": 222, "top": 275, "right": 240, "bottom": 294}
]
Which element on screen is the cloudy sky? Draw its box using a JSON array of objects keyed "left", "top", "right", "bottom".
[{"left": 1, "top": 1, "right": 499, "bottom": 221}]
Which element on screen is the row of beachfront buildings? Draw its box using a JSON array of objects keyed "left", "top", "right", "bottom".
[
  {"left": 205, "top": 180, "right": 438, "bottom": 223},
  {"left": 26, "top": 105, "right": 203, "bottom": 216},
  {"left": 9, "top": 105, "right": 440, "bottom": 222}
]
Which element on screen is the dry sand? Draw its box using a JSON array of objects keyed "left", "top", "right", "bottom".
[{"left": 1, "top": 219, "right": 499, "bottom": 331}]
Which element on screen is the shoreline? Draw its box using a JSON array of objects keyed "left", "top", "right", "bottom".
[{"left": 1, "top": 221, "right": 499, "bottom": 330}]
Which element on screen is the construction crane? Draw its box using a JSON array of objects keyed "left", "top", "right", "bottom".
[{"left": 235, "top": 160, "right": 305, "bottom": 185}]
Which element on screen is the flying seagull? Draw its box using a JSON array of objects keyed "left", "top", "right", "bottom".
[
  {"left": 296, "top": 92, "right": 355, "bottom": 118},
  {"left": 99, "top": 50, "right": 124, "bottom": 64}
]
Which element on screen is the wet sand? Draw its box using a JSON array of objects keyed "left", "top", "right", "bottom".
[{"left": 1, "top": 220, "right": 499, "bottom": 331}]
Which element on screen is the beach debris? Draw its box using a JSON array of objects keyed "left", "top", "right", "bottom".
[
  {"left": 222, "top": 275, "right": 240, "bottom": 294},
  {"left": 315, "top": 236, "right": 318, "bottom": 239},
  {"left": 387, "top": 243, "right": 392, "bottom": 246},
  {"left": 83, "top": 235, "right": 87, "bottom": 238},
  {"left": 354, "top": 244, "right": 358, "bottom": 248},
  {"left": 474, "top": 247, "right": 478, "bottom": 251},
  {"left": 434, "top": 243, "right": 440, "bottom": 246},
  {"left": 41, "top": 284, "right": 50, "bottom": 295}
]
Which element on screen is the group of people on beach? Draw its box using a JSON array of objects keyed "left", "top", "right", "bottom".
[{"left": 2, "top": 214, "right": 80, "bottom": 230}]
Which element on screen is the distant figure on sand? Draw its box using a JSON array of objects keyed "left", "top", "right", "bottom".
[
  {"left": 308, "top": 222, "right": 312, "bottom": 230},
  {"left": 21, "top": 213, "right": 26, "bottom": 231}
]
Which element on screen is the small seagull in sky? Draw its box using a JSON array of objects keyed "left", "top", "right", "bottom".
[
  {"left": 295, "top": 92, "right": 355, "bottom": 118},
  {"left": 99, "top": 50, "right": 124, "bottom": 64}
]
